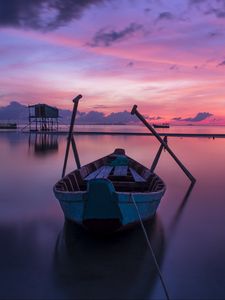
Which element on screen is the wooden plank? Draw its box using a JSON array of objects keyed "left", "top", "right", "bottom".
[
  {"left": 84, "top": 166, "right": 104, "bottom": 180},
  {"left": 113, "top": 166, "right": 128, "bottom": 176},
  {"left": 96, "top": 166, "right": 113, "bottom": 179},
  {"left": 129, "top": 167, "right": 146, "bottom": 182},
  {"left": 113, "top": 181, "right": 148, "bottom": 192}
]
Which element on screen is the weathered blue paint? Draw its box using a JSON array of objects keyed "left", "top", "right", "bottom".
[
  {"left": 54, "top": 187, "right": 165, "bottom": 231},
  {"left": 83, "top": 179, "right": 122, "bottom": 221}
]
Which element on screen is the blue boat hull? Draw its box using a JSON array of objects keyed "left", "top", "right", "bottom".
[{"left": 54, "top": 189, "right": 165, "bottom": 233}]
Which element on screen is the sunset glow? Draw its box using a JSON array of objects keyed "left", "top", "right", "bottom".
[{"left": 1, "top": 0, "right": 225, "bottom": 124}]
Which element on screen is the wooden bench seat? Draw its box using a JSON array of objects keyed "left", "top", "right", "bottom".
[
  {"left": 96, "top": 166, "right": 113, "bottom": 179},
  {"left": 85, "top": 166, "right": 113, "bottom": 180},
  {"left": 113, "top": 166, "right": 128, "bottom": 176},
  {"left": 84, "top": 165, "right": 146, "bottom": 185},
  {"left": 84, "top": 166, "right": 105, "bottom": 180}
]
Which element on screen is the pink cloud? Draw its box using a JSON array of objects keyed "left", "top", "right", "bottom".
[{"left": 0, "top": 0, "right": 225, "bottom": 123}]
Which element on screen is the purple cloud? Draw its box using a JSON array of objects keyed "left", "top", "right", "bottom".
[
  {"left": 157, "top": 12, "right": 174, "bottom": 21},
  {"left": 127, "top": 62, "right": 134, "bottom": 67},
  {"left": 0, "top": 0, "right": 107, "bottom": 31},
  {"left": 148, "top": 116, "right": 162, "bottom": 121},
  {"left": 189, "top": 0, "right": 207, "bottom": 4},
  {"left": 217, "top": 60, "right": 225, "bottom": 66},
  {"left": 0, "top": 101, "right": 138, "bottom": 124},
  {"left": 190, "top": 0, "right": 225, "bottom": 19},
  {"left": 77, "top": 110, "right": 136, "bottom": 124},
  {"left": 172, "top": 117, "right": 182, "bottom": 121},
  {"left": 89, "top": 23, "right": 143, "bottom": 47},
  {"left": 170, "top": 64, "right": 179, "bottom": 70},
  {"left": 173, "top": 112, "right": 213, "bottom": 122}
]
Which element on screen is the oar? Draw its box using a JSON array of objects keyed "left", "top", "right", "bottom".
[
  {"left": 131, "top": 105, "right": 196, "bottom": 183},
  {"left": 62, "top": 94, "right": 82, "bottom": 178}
]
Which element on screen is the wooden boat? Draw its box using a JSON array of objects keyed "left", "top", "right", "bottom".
[
  {"left": 53, "top": 95, "right": 195, "bottom": 236},
  {"left": 153, "top": 123, "right": 170, "bottom": 129},
  {"left": 54, "top": 148, "right": 166, "bottom": 234}
]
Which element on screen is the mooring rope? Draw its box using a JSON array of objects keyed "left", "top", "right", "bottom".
[{"left": 130, "top": 193, "right": 170, "bottom": 300}]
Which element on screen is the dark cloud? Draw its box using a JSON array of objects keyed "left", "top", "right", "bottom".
[
  {"left": 0, "top": 101, "right": 138, "bottom": 124},
  {"left": 144, "top": 8, "right": 151, "bottom": 14},
  {"left": 104, "top": 111, "right": 136, "bottom": 124},
  {"left": 217, "top": 60, "right": 225, "bottom": 66},
  {"left": 89, "top": 23, "right": 143, "bottom": 47},
  {"left": 76, "top": 110, "right": 136, "bottom": 124},
  {"left": 190, "top": 0, "right": 225, "bottom": 19},
  {"left": 0, "top": 0, "right": 106, "bottom": 31},
  {"left": 170, "top": 64, "right": 178, "bottom": 70},
  {"left": 173, "top": 112, "right": 213, "bottom": 122},
  {"left": 185, "top": 112, "right": 213, "bottom": 122},
  {"left": 0, "top": 101, "right": 28, "bottom": 121},
  {"left": 208, "top": 31, "right": 220, "bottom": 38},
  {"left": 127, "top": 61, "right": 134, "bottom": 67},
  {"left": 157, "top": 11, "right": 174, "bottom": 21},
  {"left": 189, "top": 0, "right": 207, "bottom": 4},
  {"left": 204, "top": 8, "right": 225, "bottom": 18},
  {"left": 212, "top": 9, "right": 225, "bottom": 18},
  {"left": 148, "top": 116, "right": 162, "bottom": 121},
  {"left": 77, "top": 111, "right": 105, "bottom": 123}
]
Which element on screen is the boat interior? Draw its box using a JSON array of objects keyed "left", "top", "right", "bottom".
[{"left": 55, "top": 149, "right": 165, "bottom": 193}]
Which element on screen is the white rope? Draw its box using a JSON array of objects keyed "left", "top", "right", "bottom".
[{"left": 130, "top": 193, "right": 170, "bottom": 300}]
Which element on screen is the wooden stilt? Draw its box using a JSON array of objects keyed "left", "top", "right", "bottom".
[
  {"left": 62, "top": 94, "right": 82, "bottom": 178},
  {"left": 71, "top": 135, "right": 81, "bottom": 169},
  {"left": 150, "top": 136, "right": 167, "bottom": 172},
  {"left": 131, "top": 105, "right": 196, "bottom": 183}
]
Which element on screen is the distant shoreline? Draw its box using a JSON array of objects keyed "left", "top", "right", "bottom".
[{"left": 1, "top": 129, "right": 224, "bottom": 138}]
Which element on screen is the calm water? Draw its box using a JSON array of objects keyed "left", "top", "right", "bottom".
[
  {"left": 17, "top": 123, "right": 225, "bottom": 134},
  {"left": 0, "top": 129, "right": 225, "bottom": 299}
]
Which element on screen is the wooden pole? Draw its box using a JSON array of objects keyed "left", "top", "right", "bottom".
[
  {"left": 71, "top": 135, "right": 81, "bottom": 169},
  {"left": 150, "top": 136, "right": 167, "bottom": 172},
  {"left": 131, "top": 105, "right": 196, "bottom": 183},
  {"left": 62, "top": 94, "right": 82, "bottom": 178}
]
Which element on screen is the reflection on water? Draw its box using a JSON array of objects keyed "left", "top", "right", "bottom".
[
  {"left": 1, "top": 132, "right": 225, "bottom": 299},
  {"left": 57, "top": 124, "right": 225, "bottom": 135},
  {"left": 28, "top": 133, "right": 59, "bottom": 156},
  {"left": 54, "top": 217, "right": 165, "bottom": 300},
  {"left": 168, "top": 181, "right": 196, "bottom": 236}
]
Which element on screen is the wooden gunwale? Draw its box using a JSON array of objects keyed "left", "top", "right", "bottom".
[{"left": 54, "top": 152, "right": 165, "bottom": 195}]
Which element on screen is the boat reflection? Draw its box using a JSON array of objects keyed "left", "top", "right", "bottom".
[
  {"left": 28, "top": 133, "right": 58, "bottom": 156},
  {"left": 53, "top": 216, "right": 165, "bottom": 300}
]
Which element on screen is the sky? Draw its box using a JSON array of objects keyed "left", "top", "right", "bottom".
[{"left": 0, "top": 0, "right": 225, "bottom": 124}]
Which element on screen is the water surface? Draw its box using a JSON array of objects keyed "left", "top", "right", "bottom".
[{"left": 0, "top": 130, "right": 225, "bottom": 299}]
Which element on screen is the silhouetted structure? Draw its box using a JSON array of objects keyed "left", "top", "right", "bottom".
[
  {"left": 0, "top": 123, "right": 17, "bottom": 129},
  {"left": 28, "top": 104, "right": 59, "bottom": 132}
]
